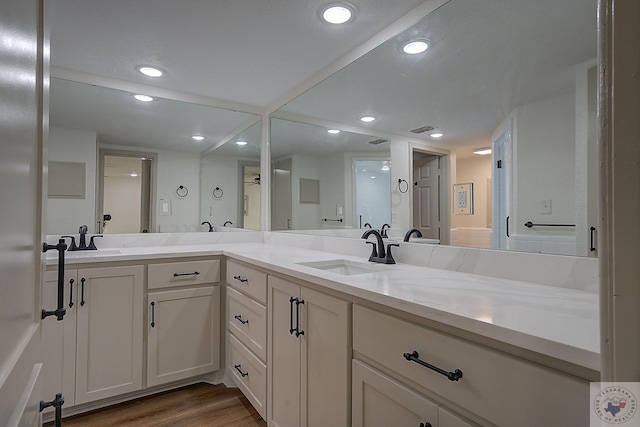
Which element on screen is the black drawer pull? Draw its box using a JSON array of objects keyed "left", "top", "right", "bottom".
[
  {"left": 590, "top": 226, "right": 597, "bottom": 252},
  {"left": 234, "top": 364, "right": 249, "bottom": 377},
  {"left": 234, "top": 314, "right": 249, "bottom": 325},
  {"left": 403, "top": 351, "right": 463, "bottom": 382},
  {"left": 289, "top": 297, "right": 296, "bottom": 334},
  {"left": 233, "top": 275, "right": 248, "bottom": 283},
  {"left": 173, "top": 271, "right": 200, "bottom": 277},
  {"left": 419, "top": 423, "right": 433, "bottom": 427},
  {"left": 295, "top": 299, "right": 305, "bottom": 337},
  {"left": 80, "top": 277, "right": 86, "bottom": 306}
]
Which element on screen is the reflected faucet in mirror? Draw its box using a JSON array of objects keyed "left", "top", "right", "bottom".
[
  {"left": 404, "top": 229, "right": 423, "bottom": 242},
  {"left": 380, "top": 223, "right": 391, "bottom": 238},
  {"left": 224, "top": 221, "right": 233, "bottom": 227},
  {"left": 201, "top": 221, "right": 214, "bottom": 232},
  {"left": 363, "top": 223, "right": 372, "bottom": 229}
]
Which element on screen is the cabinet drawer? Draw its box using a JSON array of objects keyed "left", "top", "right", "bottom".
[
  {"left": 227, "top": 286, "right": 267, "bottom": 361},
  {"left": 148, "top": 259, "right": 220, "bottom": 289},
  {"left": 226, "top": 260, "right": 267, "bottom": 304},
  {"left": 353, "top": 305, "right": 589, "bottom": 427},
  {"left": 228, "top": 333, "right": 267, "bottom": 420}
]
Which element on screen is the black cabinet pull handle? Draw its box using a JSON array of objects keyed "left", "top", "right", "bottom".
[
  {"left": 150, "top": 301, "right": 156, "bottom": 328},
  {"left": 289, "top": 297, "right": 296, "bottom": 334},
  {"left": 590, "top": 226, "right": 597, "bottom": 252},
  {"left": 234, "top": 364, "right": 249, "bottom": 377},
  {"left": 295, "top": 299, "right": 305, "bottom": 337},
  {"left": 234, "top": 314, "right": 249, "bottom": 325},
  {"left": 68, "top": 278, "right": 74, "bottom": 308},
  {"left": 80, "top": 278, "right": 86, "bottom": 306},
  {"left": 173, "top": 271, "right": 200, "bottom": 277},
  {"left": 403, "top": 351, "right": 463, "bottom": 382},
  {"left": 233, "top": 275, "right": 249, "bottom": 283},
  {"left": 40, "top": 392, "right": 64, "bottom": 427},
  {"left": 419, "top": 423, "right": 433, "bottom": 427},
  {"left": 41, "top": 239, "right": 67, "bottom": 321},
  {"left": 506, "top": 216, "right": 510, "bottom": 238}
]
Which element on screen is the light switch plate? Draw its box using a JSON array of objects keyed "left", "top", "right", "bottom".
[
  {"left": 160, "top": 199, "right": 172, "bottom": 216},
  {"left": 540, "top": 199, "right": 552, "bottom": 214}
]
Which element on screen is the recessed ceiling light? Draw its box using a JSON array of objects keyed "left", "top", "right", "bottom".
[
  {"left": 137, "top": 66, "right": 164, "bottom": 78},
  {"left": 327, "top": 129, "right": 341, "bottom": 134},
  {"left": 133, "top": 94, "right": 154, "bottom": 102},
  {"left": 403, "top": 40, "right": 430, "bottom": 55},
  {"left": 130, "top": 173, "right": 139, "bottom": 177},
  {"left": 236, "top": 140, "right": 248, "bottom": 146},
  {"left": 321, "top": 4, "right": 354, "bottom": 24},
  {"left": 370, "top": 176, "right": 376, "bottom": 179},
  {"left": 473, "top": 148, "right": 492, "bottom": 155},
  {"left": 430, "top": 132, "right": 444, "bottom": 138},
  {"left": 360, "top": 116, "right": 376, "bottom": 123},
  {"left": 191, "top": 135, "right": 205, "bottom": 141},
  {"left": 381, "top": 165, "right": 390, "bottom": 171}
]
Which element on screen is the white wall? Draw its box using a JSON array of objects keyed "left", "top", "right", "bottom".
[
  {"left": 47, "top": 126, "right": 98, "bottom": 234},
  {"left": 200, "top": 155, "right": 240, "bottom": 227}
]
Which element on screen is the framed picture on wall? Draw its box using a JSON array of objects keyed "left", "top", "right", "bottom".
[{"left": 453, "top": 182, "right": 474, "bottom": 215}]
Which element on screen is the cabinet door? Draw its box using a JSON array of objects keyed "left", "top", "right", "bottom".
[
  {"left": 75, "top": 265, "right": 144, "bottom": 404},
  {"left": 147, "top": 286, "right": 220, "bottom": 387},
  {"left": 268, "top": 276, "right": 301, "bottom": 427},
  {"left": 42, "top": 269, "right": 77, "bottom": 409},
  {"left": 301, "top": 286, "right": 350, "bottom": 427},
  {"left": 352, "top": 360, "right": 439, "bottom": 427}
]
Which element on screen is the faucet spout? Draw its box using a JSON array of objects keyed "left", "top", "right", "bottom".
[
  {"left": 403, "top": 228, "right": 423, "bottom": 242},
  {"left": 361, "top": 229, "right": 386, "bottom": 260},
  {"left": 201, "top": 221, "right": 214, "bottom": 232}
]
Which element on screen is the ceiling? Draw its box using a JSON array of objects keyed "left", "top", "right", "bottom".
[
  {"left": 49, "top": 0, "right": 427, "bottom": 109},
  {"left": 48, "top": 0, "right": 597, "bottom": 157}
]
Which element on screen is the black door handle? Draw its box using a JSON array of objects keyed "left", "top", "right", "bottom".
[
  {"left": 590, "top": 226, "right": 596, "bottom": 252},
  {"left": 150, "top": 301, "right": 156, "bottom": 328},
  {"left": 295, "top": 299, "right": 305, "bottom": 337},
  {"left": 506, "top": 216, "right": 510, "bottom": 238},
  {"left": 68, "top": 278, "right": 74, "bottom": 308},
  {"left": 40, "top": 392, "right": 64, "bottom": 427},
  {"left": 289, "top": 297, "right": 296, "bottom": 334},
  {"left": 80, "top": 278, "right": 86, "bottom": 306},
  {"left": 41, "top": 239, "right": 68, "bottom": 321}
]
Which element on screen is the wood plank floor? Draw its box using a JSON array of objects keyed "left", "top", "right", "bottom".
[{"left": 45, "top": 383, "right": 266, "bottom": 427}]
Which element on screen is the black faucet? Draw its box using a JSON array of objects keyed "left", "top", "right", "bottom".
[
  {"left": 223, "top": 221, "right": 233, "bottom": 227},
  {"left": 403, "top": 228, "right": 423, "bottom": 242},
  {"left": 380, "top": 223, "right": 391, "bottom": 238},
  {"left": 361, "top": 229, "right": 399, "bottom": 264},
  {"left": 363, "top": 222, "right": 372, "bottom": 229},
  {"left": 63, "top": 225, "right": 102, "bottom": 251},
  {"left": 201, "top": 221, "right": 214, "bottom": 232}
]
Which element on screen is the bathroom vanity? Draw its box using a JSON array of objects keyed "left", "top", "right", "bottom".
[{"left": 43, "top": 235, "right": 598, "bottom": 426}]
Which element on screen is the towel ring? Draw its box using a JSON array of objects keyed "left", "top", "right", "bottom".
[
  {"left": 212, "top": 187, "right": 224, "bottom": 199},
  {"left": 176, "top": 185, "right": 189, "bottom": 198},
  {"left": 398, "top": 179, "right": 409, "bottom": 194}
]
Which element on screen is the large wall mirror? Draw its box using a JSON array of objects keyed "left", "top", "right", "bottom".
[
  {"left": 48, "top": 77, "right": 260, "bottom": 234},
  {"left": 270, "top": 0, "right": 597, "bottom": 257}
]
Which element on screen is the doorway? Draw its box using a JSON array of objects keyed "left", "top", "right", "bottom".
[
  {"left": 98, "top": 150, "right": 154, "bottom": 233},
  {"left": 352, "top": 159, "right": 391, "bottom": 229},
  {"left": 239, "top": 162, "right": 261, "bottom": 230},
  {"left": 491, "top": 127, "right": 512, "bottom": 250},
  {"left": 412, "top": 152, "right": 441, "bottom": 240}
]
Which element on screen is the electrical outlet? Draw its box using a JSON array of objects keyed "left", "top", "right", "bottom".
[{"left": 540, "top": 199, "right": 552, "bottom": 214}]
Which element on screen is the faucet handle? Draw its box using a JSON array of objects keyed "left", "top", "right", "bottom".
[
  {"left": 365, "top": 241, "right": 378, "bottom": 261},
  {"left": 61, "top": 235, "right": 78, "bottom": 251},
  {"left": 88, "top": 235, "right": 103, "bottom": 250},
  {"left": 384, "top": 243, "right": 400, "bottom": 264}
]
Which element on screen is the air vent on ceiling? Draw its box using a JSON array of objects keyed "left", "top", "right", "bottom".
[
  {"left": 368, "top": 138, "right": 389, "bottom": 145},
  {"left": 410, "top": 125, "right": 435, "bottom": 134}
]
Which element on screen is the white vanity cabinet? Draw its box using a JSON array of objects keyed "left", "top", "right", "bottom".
[
  {"left": 43, "top": 265, "right": 145, "bottom": 406},
  {"left": 146, "top": 259, "right": 221, "bottom": 387},
  {"left": 352, "top": 304, "right": 590, "bottom": 427},
  {"left": 267, "top": 275, "right": 351, "bottom": 427},
  {"left": 226, "top": 260, "right": 268, "bottom": 419}
]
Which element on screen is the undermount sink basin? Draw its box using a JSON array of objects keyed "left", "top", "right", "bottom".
[{"left": 297, "top": 259, "right": 383, "bottom": 276}]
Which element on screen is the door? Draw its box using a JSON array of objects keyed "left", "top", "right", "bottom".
[
  {"left": 147, "top": 286, "right": 220, "bottom": 386},
  {"left": 413, "top": 154, "right": 441, "bottom": 240},
  {"left": 491, "top": 129, "right": 512, "bottom": 250},
  {"left": 272, "top": 158, "right": 292, "bottom": 230},
  {"left": 268, "top": 276, "right": 301, "bottom": 427},
  {"left": 75, "top": 265, "right": 144, "bottom": 404},
  {"left": 0, "top": 0, "right": 49, "bottom": 425},
  {"left": 352, "top": 360, "right": 439, "bottom": 427}
]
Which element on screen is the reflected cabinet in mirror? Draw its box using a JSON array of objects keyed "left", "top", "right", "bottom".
[
  {"left": 48, "top": 78, "right": 260, "bottom": 235},
  {"left": 271, "top": 0, "right": 597, "bottom": 257}
]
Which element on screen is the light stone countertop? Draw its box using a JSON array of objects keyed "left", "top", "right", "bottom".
[{"left": 48, "top": 242, "right": 600, "bottom": 373}]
